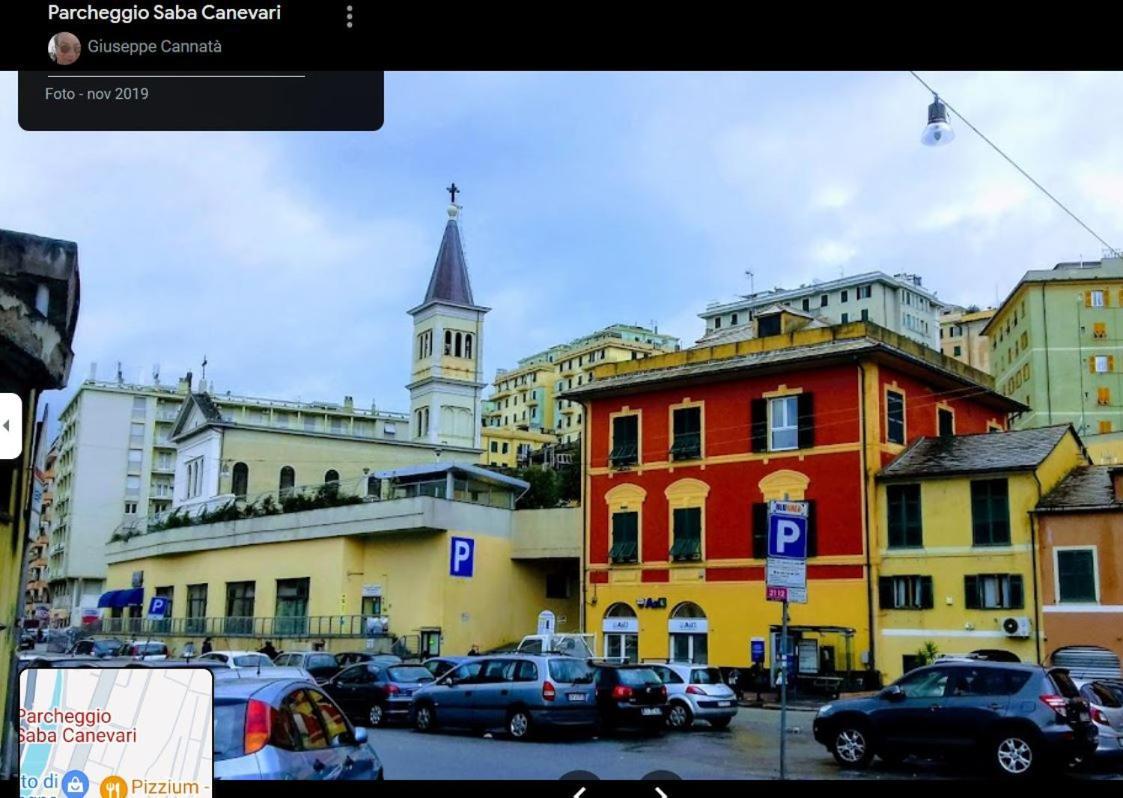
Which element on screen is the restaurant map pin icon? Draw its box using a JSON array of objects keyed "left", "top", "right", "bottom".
[{"left": 61, "top": 770, "right": 89, "bottom": 798}]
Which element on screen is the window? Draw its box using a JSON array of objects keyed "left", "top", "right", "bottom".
[
  {"left": 186, "top": 584, "right": 207, "bottom": 633},
  {"left": 841, "top": 290, "right": 848, "bottom": 303},
  {"left": 886, "top": 390, "right": 905, "bottom": 445},
  {"left": 964, "top": 574, "right": 1024, "bottom": 609},
  {"left": 731, "top": 313, "right": 739, "bottom": 325},
  {"left": 490, "top": 441, "right": 498, "bottom": 453},
  {"left": 714, "top": 317, "right": 722, "bottom": 330},
  {"left": 971, "top": 479, "right": 1010, "bottom": 545},
  {"left": 126, "top": 474, "right": 141, "bottom": 496},
  {"left": 757, "top": 314, "right": 781, "bottom": 337},
  {"left": 1098, "top": 387, "right": 1111, "bottom": 406},
  {"left": 275, "top": 578, "right": 310, "bottom": 636},
  {"left": 1056, "top": 549, "right": 1097, "bottom": 602},
  {"left": 820, "top": 294, "right": 829, "bottom": 307},
  {"left": 224, "top": 581, "right": 255, "bottom": 634},
  {"left": 878, "top": 575, "right": 933, "bottom": 609},
  {"left": 896, "top": 667, "right": 952, "bottom": 699},
  {"left": 502, "top": 442, "right": 509, "bottom": 454},
  {"left": 610, "top": 414, "right": 639, "bottom": 468},
  {"left": 465, "top": 333, "right": 473, "bottom": 359},
  {"left": 670, "top": 507, "right": 702, "bottom": 561},
  {"left": 953, "top": 345, "right": 962, "bottom": 357},
  {"left": 455, "top": 332, "right": 463, "bottom": 357},
  {"left": 840, "top": 312, "right": 849, "bottom": 324},
  {"left": 330, "top": 417, "right": 343, "bottom": 434},
  {"left": 801, "top": 298, "right": 810, "bottom": 311},
  {"left": 858, "top": 285, "right": 872, "bottom": 300},
  {"left": 279, "top": 465, "right": 295, "bottom": 498},
  {"left": 232, "top": 462, "right": 248, "bottom": 498},
  {"left": 444, "top": 330, "right": 452, "bottom": 355},
  {"left": 128, "top": 448, "right": 143, "bottom": 466},
  {"left": 768, "top": 395, "right": 798, "bottom": 451},
  {"left": 132, "top": 396, "right": 147, "bottom": 418},
  {"left": 545, "top": 573, "right": 571, "bottom": 599},
  {"left": 937, "top": 407, "right": 954, "bottom": 437},
  {"left": 124, "top": 502, "right": 137, "bottom": 515},
  {"left": 609, "top": 511, "right": 639, "bottom": 563},
  {"left": 1094, "top": 322, "right": 1107, "bottom": 340},
  {"left": 1093, "top": 355, "right": 1114, "bottom": 373},
  {"left": 860, "top": 309, "right": 869, "bottom": 322},
  {"left": 886, "top": 484, "right": 922, "bottom": 548},
  {"left": 1091, "top": 290, "right": 1105, "bottom": 308},
  {"left": 324, "top": 469, "right": 339, "bottom": 484},
  {"left": 284, "top": 690, "right": 328, "bottom": 751},
  {"left": 669, "top": 406, "right": 702, "bottom": 461}
]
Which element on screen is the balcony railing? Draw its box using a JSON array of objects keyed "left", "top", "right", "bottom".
[{"left": 81, "top": 614, "right": 418, "bottom": 648}]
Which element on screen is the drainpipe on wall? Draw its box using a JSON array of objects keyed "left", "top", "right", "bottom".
[
  {"left": 577, "top": 398, "right": 589, "bottom": 636},
  {"left": 855, "top": 360, "right": 876, "bottom": 675},
  {"left": 1029, "top": 473, "right": 1045, "bottom": 666}
]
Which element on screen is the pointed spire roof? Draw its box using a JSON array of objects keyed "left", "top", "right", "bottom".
[{"left": 410, "top": 199, "right": 488, "bottom": 315}]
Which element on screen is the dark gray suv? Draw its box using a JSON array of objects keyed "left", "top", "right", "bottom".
[{"left": 813, "top": 661, "right": 1097, "bottom": 778}]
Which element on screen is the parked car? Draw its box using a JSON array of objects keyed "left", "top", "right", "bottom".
[
  {"left": 273, "top": 651, "right": 342, "bottom": 684},
  {"left": 1076, "top": 679, "right": 1123, "bottom": 759},
  {"left": 813, "top": 661, "right": 1098, "bottom": 778},
  {"left": 68, "top": 638, "right": 126, "bottom": 658},
  {"left": 411, "top": 655, "right": 598, "bottom": 739},
  {"left": 213, "top": 677, "right": 383, "bottom": 780},
  {"left": 124, "top": 641, "right": 169, "bottom": 661},
  {"left": 18, "top": 632, "right": 36, "bottom": 651},
  {"left": 199, "top": 651, "right": 281, "bottom": 671},
  {"left": 325, "top": 663, "right": 434, "bottom": 727},
  {"left": 648, "top": 663, "right": 737, "bottom": 729},
  {"left": 335, "top": 652, "right": 402, "bottom": 669},
  {"left": 591, "top": 664, "right": 668, "bottom": 734},
  {"left": 421, "top": 656, "right": 471, "bottom": 680}
]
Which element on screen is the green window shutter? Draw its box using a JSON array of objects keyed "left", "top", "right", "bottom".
[
  {"left": 964, "top": 575, "right": 979, "bottom": 609},
  {"left": 611, "top": 512, "right": 639, "bottom": 563},
  {"left": 750, "top": 399, "right": 768, "bottom": 452},
  {"left": 1007, "top": 574, "right": 1024, "bottom": 609},
  {"left": 971, "top": 481, "right": 988, "bottom": 544},
  {"left": 887, "top": 486, "right": 903, "bottom": 548},
  {"left": 878, "top": 577, "right": 895, "bottom": 609},
  {"left": 671, "top": 507, "right": 702, "bottom": 561},
  {"left": 906, "top": 485, "right": 923, "bottom": 547},
  {"left": 751, "top": 503, "right": 768, "bottom": 558},
  {"left": 920, "top": 576, "right": 934, "bottom": 609},
  {"left": 797, "top": 393, "right": 815, "bottom": 449},
  {"left": 610, "top": 416, "right": 639, "bottom": 467},
  {"left": 991, "top": 481, "right": 1010, "bottom": 544}
]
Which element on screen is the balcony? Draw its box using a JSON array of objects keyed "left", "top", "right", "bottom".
[
  {"left": 153, "top": 439, "right": 176, "bottom": 449},
  {"left": 83, "top": 614, "right": 413, "bottom": 644}
]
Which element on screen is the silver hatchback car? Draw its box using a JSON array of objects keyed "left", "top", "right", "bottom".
[
  {"left": 214, "top": 677, "right": 383, "bottom": 780},
  {"left": 649, "top": 663, "right": 738, "bottom": 729}
]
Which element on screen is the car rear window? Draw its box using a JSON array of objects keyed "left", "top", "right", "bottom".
[
  {"left": 549, "top": 659, "right": 593, "bottom": 684},
  {"left": 386, "top": 666, "right": 432, "bottom": 683},
  {"left": 1085, "top": 683, "right": 1123, "bottom": 708},
  {"left": 690, "top": 668, "right": 723, "bottom": 685},
  {"left": 233, "top": 655, "right": 271, "bottom": 668},
  {"left": 1049, "top": 669, "right": 1081, "bottom": 698},
  {"left": 307, "top": 654, "right": 337, "bottom": 670},
  {"left": 213, "top": 701, "right": 246, "bottom": 761},
  {"left": 617, "top": 668, "right": 661, "bottom": 686}
]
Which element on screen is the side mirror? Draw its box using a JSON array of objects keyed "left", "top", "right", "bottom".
[
  {"left": 353, "top": 727, "right": 368, "bottom": 744},
  {"left": 880, "top": 685, "right": 905, "bottom": 702}
]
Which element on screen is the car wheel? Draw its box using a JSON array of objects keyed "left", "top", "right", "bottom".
[
  {"left": 414, "top": 702, "right": 436, "bottom": 733},
  {"left": 369, "top": 703, "right": 386, "bottom": 728},
  {"left": 708, "top": 716, "right": 732, "bottom": 730},
  {"left": 831, "top": 724, "right": 874, "bottom": 769},
  {"left": 508, "top": 708, "right": 532, "bottom": 740},
  {"left": 992, "top": 733, "right": 1037, "bottom": 778},
  {"left": 666, "top": 702, "right": 693, "bottom": 730}
]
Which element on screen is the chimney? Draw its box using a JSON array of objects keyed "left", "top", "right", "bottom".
[
  {"left": 1112, "top": 467, "right": 1123, "bottom": 503},
  {"left": 344, "top": 395, "right": 354, "bottom": 412},
  {"left": 177, "top": 371, "right": 193, "bottom": 395}
]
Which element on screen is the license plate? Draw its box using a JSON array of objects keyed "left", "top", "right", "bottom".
[
  {"left": 641, "top": 707, "right": 661, "bottom": 716},
  {"left": 567, "top": 693, "right": 586, "bottom": 702},
  {"left": 718, "top": 701, "right": 732, "bottom": 707}
]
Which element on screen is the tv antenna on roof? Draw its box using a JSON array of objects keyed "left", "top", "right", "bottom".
[{"left": 745, "top": 270, "right": 754, "bottom": 294}]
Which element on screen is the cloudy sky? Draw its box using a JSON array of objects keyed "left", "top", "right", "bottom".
[{"left": 3, "top": 71, "right": 1121, "bottom": 426}]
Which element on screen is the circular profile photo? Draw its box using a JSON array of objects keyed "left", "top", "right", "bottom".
[{"left": 48, "top": 32, "right": 82, "bottom": 66}]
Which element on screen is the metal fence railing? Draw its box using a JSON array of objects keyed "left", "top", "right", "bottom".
[{"left": 84, "top": 614, "right": 384, "bottom": 640}]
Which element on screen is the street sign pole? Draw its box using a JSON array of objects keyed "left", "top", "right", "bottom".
[{"left": 779, "top": 598, "right": 789, "bottom": 780}]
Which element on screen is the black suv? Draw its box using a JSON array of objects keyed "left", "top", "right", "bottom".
[
  {"left": 813, "top": 661, "right": 1097, "bottom": 778},
  {"left": 592, "top": 664, "right": 667, "bottom": 734}
]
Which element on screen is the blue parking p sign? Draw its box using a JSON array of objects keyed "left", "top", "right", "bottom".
[
  {"left": 450, "top": 536, "right": 475, "bottom": 578},
  {"left": 147, "top": 596, "right": 169, "bottom": 620},
  {"left": 767, "top": 503, "right": 809, "bottom": 560}
]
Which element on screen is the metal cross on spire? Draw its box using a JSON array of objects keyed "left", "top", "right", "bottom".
[{"left": 446, "top": 183, "right": 459, "bottom": 204}]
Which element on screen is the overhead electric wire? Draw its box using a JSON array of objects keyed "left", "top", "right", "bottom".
[{"left": 909, "top": 70, "right": 1120, "bottom": 257}]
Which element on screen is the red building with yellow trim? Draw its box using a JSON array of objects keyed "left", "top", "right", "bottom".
[{"left": 564, "top": 313, "right": 1022, "bottom": 680}]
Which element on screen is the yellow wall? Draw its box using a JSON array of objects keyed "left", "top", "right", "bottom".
[
  {"left": 1086, "top": 431, "right": 1123, "bottom": 465},
  {"left": 105, "top": 530, "right": 578, "bottom": 656},
  {"left": 875, "top": 431, "right": 1087, "bottom": 680},
  {"left": 480, "top": 428, "right": 556, "bottom": 468},
  {"left": 219, "top": 427, "right": 444, "bottom": 496}
]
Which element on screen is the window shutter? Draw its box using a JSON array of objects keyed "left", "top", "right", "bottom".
[
  {"left": 1008, "top": 574, "right": 1024, "bottom": 609},
  {"left": 750, "top": 399, "right": 768, "bottom": 452},
  {"left": 964, "top": 575, "right": 979, "bottom": 609},
  {"left": 1085, "top": 290, "right": 1092, "bottom": 308},
  {"left": 797, "top": 393, "right": 815, "bottom": 449},
  {"left": 751, "top": 503, "right": 768, "bottom": 558},
  {"left": 1110, "top": 355, "right": 1116, "bottom": 373},
  {"left": 1107, "top": 291, "right": 1114, "bottom": 308},
  {"left": 1090, "top": 356, "right": 1097, "bottom": 374},
  {"left": 920, "top": 576, "right": 934, "bottom": 609},
  {"left": 805, "top": 500, "right": 817, "bottom": 557},
  {"left": 878, "top": 577, "right": 894, "bottom": 609}
]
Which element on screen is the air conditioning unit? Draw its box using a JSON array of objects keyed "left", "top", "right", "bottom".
[{"left": 1002, "top": 616, "right": 1031, "bottom": 638}]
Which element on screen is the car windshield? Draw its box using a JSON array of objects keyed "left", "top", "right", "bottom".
[
  {"left": 134, "top": 644, "right": 165, "bottom": 654},
  {"left": 233, "top": 655, "right": 272, "bottom": 667},
  {"left": 617, "top": 668, "right": 661, "bottom": 686},
  {"left": 386, "top": 666, "right": 433, "bottom": 683},
  {"left": 549, "top": 659, "right": 594, "bottom": 684},
  {"left": 1086, "top": 682, "right": 1123, "bottom": 708},
  {"left": 690, "top": 667, "right": 723, "bottom": 685},
  {"left": 307, "top": 654, "right": 337, "bottom": 670},
  {"left": 213, "top": 701, "right": 246, "bottom": 761}
]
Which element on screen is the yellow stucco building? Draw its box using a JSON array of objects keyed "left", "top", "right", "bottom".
[{"left": 875, "top": 425, "right": 1088, "bottom": 679}]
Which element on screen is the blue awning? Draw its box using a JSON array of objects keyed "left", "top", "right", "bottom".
[{"left": 97, "top": 588, "right": 144, "bottom": 608}]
